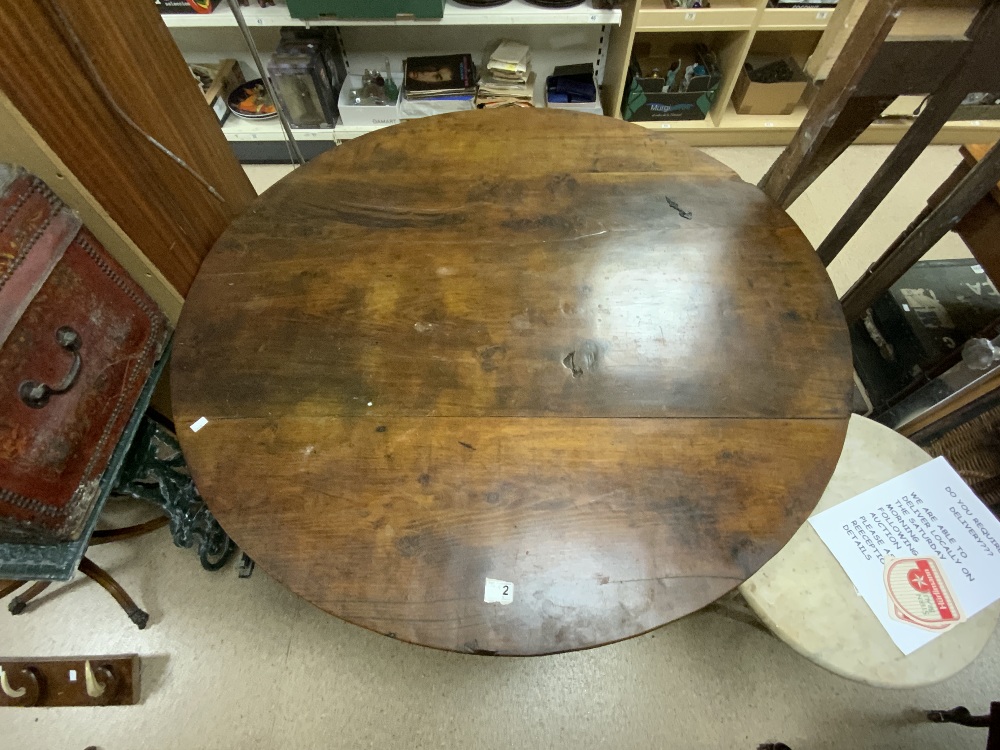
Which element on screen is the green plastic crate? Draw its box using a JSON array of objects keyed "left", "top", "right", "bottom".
[{"left": 287, "top": 0, "right": 445, "bottom": 19}]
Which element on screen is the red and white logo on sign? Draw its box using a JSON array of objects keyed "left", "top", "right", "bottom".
[{"left": 884, "top": 557, "right": 964, "bottom": 631}]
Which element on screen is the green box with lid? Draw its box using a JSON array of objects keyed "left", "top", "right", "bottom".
[{"left": 286, "top": 0, "right": 446, "bottom": 19}]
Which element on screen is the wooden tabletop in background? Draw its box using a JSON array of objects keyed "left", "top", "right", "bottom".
[{"left": 173, "top": 109, "right": 853, "bottom": 655}]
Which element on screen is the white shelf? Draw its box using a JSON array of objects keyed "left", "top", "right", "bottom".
[
  {"left": 634, "top": 116, "right": 716, "bottom": 131},
  {"left": 332, "top": 121, "right": 395, "bottom": 140},
  {"left": 758, "top": 7, "right": 832, "bottom": 30},
  {"left": 636, "top": 0, "right": 757, "bottom": 32},
  {"left": 222, "top": 115, "right": 394, "bottom": 141},
  {"left": 162, "top": 0, "right": 621, "bottom": 27},
  {"left": 636, "top": 105, "right": 1000, "bottom": 134},
  {"left": 223, "top": 116, "right": 335, "bottom": 140}
]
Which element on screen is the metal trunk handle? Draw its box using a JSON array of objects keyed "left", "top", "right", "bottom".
[{"left": 19, "top": 326, "right": 83, "bottom": 409}]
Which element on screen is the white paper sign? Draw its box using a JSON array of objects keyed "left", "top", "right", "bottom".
[
  {"left": 484, "top": 578, "right": 513, "bottom": 605},
  {"left": 809, "top": 456, "right": 1000, "bottom": 654}
]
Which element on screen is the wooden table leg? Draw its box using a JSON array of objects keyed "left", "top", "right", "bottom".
[
  {"left": 8, "top": 581, "right": 51, "bottom": 615},
  {"left": 89, "top": 515, "right": 169, "bottom": 546},
  {"left": 0, "top": 580, "right": 27, "bottom": 599},
  {"left": 78, "top": 557, "right": 149, "bottom": 630}
]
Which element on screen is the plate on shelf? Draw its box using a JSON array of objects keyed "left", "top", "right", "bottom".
[
  {"left": 227, "top": 79, "right": 278, "bottom": 120},
  {"left": 453, "top": 0, "right": 512, "bottom": 6},
  {"left": 523, "top": 0, "right": 586, "bottom": 7}
]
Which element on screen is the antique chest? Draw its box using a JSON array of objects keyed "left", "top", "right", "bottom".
[{"left": 0, "top": 165, "right": 169, "bottom": 543}]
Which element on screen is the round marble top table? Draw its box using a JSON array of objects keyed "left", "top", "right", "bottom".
[{"left": 741, "top": 414, "right": 1000, "bottom": 688}]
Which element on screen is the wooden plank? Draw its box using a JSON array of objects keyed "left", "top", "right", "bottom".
[
  {"left": 853, "top": 39, "right": 970, "bottom": 96},
  {"left": 179, "top": 414, "right": 848, "bottom": 655},
  {"left": 172, "top": 109, "right": 854, "bottom": 655},
  {"left": 602, "top": 0, "right": 642, "bottom": 117},
  {"left": 806, "top": 0, "right": 981, "bottom": 81},
  {"left": 759, "top": 0, "right": 903, "bottom": 208},
  {"left": 815, "top": 74, "right": 975, "bottom": 266},
  {"left": 805, "top": 0, "right": 866, "bottom": 81},
  {"left": 901, "top": 369, "right": 1000, "bottom": 438},
  {"left": 938, "top": 156, "right": 1000, "bottom": 283},
  {"left": 0, "top": 0, "right": 255, "bottom": 296},
  {"left": 887, "top": 0, "right": 981, "bottom": 38},
  {"left": 840, "top": 139, "right": 1000, "bottom": 322},
  {"left": 962, "top": 142, "right": 1000, "bottom": 205},
  {"left": 174, "top": 115, "right": 851, "bottom": 422},
  {"left": 711, "top": 30, "right": 756, "bottom": 126},
  {"left": 0, "top": 93, "right": 182, "bottom": 323}
]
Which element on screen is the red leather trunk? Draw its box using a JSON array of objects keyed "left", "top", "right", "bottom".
[{"left": 0, "top": 167, "right": 169, "bottom": 543}]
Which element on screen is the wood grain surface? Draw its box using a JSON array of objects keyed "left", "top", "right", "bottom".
[
  {"left": 0, "top": 1, "right": 255, "bottom": 296},
  {"left": 173, "top": 109, "right": 853, "bottom": 655}
]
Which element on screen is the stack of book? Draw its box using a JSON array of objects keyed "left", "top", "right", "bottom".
[
  {"left": 476, "top": 40, "right": 535, "bottom": 109},
  {"left": 402, "top": 54, "right": 477, "bottom": 101}
]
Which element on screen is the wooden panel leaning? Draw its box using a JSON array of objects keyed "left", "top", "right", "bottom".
[{"left": 0, "top": 0, "right": 255, "bottom": 297}]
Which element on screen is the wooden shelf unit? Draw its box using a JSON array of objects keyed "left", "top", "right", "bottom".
[
  {"left": 602, "top": 0, "right": 1000, "bottom": 145},
  {"left": 758, "top": 7, "right": 833, "bottom": 30},
  {"left": 161, "top": 0, "right": 622, "bottom": 27},
  {"left": 162, "top": 0, "right": 1000, "bottom": 153},
  {"left": 636, "top": 0, "right": 759, "bottom": 31},
  {"left": 636, "top": 103, "right": 1000, "bottom": 146}
]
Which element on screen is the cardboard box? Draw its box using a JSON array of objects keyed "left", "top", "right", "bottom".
[
  {"left": 731, "top": 56, "right": 808, "bottom": 116},
  {"left": 621, "top": 42, "right": 721, "bottom": 122},
  {"left": 338, "top": 75, "right": 401, "bottom": 127}
]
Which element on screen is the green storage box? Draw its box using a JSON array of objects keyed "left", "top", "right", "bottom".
[{"left": 287, "top": 0, "right": 445, "bottom": 19}]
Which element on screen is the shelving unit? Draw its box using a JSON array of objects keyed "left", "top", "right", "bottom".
[
  {"left": 161, "top": 0, "right": 621, "bottom": 27},
  {"left": 165, "top": 0, "right": 619, "bottom": 153},
  {"left": 600, "top": 0, "right": 1000, "bottom": 145},
  {"left": 635, "top": 103, "right": 1000, "bottom": 146},
  {"left": 758, "top": 7, "right": 832, "bottom": 30},
  {"left": 163, "top": 0, "right": 1000, "bottom": 153},
  {"left": 636, "top": 0, "right": 758, "bottom": 31}
]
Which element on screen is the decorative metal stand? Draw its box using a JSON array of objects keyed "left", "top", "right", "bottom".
[
  {"left": 113, "top": 417, "right": 236, "bottom": 571},
  {"left": 1, "top": 340, "right": 237, "bottom": 629}
]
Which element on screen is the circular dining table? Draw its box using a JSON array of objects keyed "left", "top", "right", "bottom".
[{"left": 172, "top": 108, "right": 854, "bottom": 655}]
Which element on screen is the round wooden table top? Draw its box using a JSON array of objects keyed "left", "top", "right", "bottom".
[{"left": 172, "top": 109, "right": 853, "bottom": 655}]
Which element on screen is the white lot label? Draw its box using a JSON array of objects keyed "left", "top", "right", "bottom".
[{"left": 484, "top": 578, "right": 514, "bottom": 605}]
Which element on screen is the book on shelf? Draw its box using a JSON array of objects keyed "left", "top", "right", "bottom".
[
  {"left": 477, "top": 40, "right": 535, "bottom": 108},
  {"left": 403, "top": 54, "right": 477, "bottom": 99},
  {"left": 476, "top": 71, "right": 536, "bottom": 108},
  {"left": 486, "top": 40, "right": 531, "bottom": 77}
]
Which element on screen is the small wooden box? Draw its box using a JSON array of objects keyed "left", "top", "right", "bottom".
[{"left": 0, "top": 166, "right": 169, "bottom": 543}]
